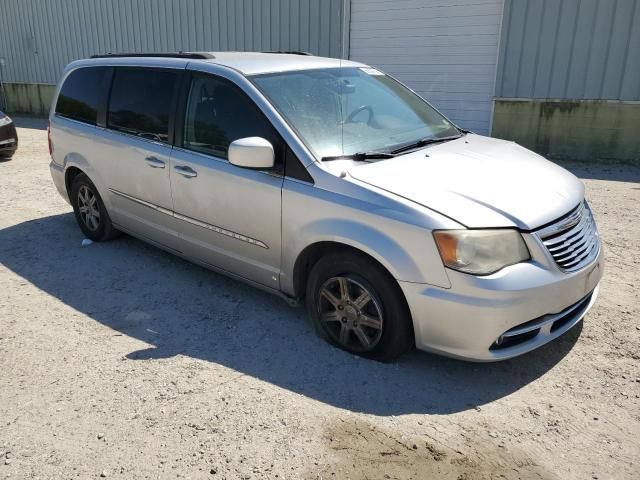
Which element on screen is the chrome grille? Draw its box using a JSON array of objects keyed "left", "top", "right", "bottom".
[{"left": 537, "top": 202, "right": 600, "bottom": 272}]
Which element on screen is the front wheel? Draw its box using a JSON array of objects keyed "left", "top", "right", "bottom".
[{"left": 306, "top": 252, "right": 414, "bottom": 362}]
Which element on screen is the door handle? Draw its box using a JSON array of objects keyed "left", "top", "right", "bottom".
[
  {"left": 145, "top": 156, "right": 165, "bottom": 168},
  {"left": 174, "top": 165, "right": 198, "bottom": 178}
]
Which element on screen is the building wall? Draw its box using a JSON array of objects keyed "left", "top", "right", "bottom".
[
  {"left": 1, "top": 83, "right": 56, "bottom": 117},
  {"left": 493, "top": 99, "right": 640, "bottom": 162},
  {"left": 2, "top": 0, "right": 638, "bottom": 163},
  {"left": 493, "top": 0, "right": 640, "bottom": 162},
  {"left": 0, "top": 0, "right": 349, "bottom": 113},
  {"left": 349, "top": 0, "right": 505, "bottom": 135}
]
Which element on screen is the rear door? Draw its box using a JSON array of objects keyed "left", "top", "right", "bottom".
[
  {"left": 169, "top": 72, "right": 284, "bottom": 289},
  {"left": 99, "top": 67, "right": 183, "bottom": 251}
]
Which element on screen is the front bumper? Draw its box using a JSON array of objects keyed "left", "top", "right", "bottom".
[{"left": 401, "top": 244, "right": 603, "bottom": 361}]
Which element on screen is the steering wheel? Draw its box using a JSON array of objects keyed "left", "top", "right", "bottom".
[{"left": 345, "top": 105, "right": 374, "bottom": 126}]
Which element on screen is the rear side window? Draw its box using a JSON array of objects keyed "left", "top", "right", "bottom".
[
  {"left": 56, "top": 67, "right": 109, "bottom": 125},
  {"left": 107, "top": 68, "right": 179, "bottom": 143},
  {"left": 183, "top": 75, "right": 278, "bottom": 159}
]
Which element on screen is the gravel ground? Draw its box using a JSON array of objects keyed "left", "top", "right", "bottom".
[{"left": 1, "top": 119, "right": 638, "bottom": 480}]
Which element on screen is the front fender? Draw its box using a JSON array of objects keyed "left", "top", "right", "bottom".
[
  {"left": 281, "top": 180, "right": 453, "bottom": 296},
  {"left": 303, "top": 218, "right": 426, "bottom": 279}
]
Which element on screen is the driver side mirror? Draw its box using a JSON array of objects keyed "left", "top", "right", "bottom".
[{"left": 228, "top": 137, "right": 274, "bottom": 170}]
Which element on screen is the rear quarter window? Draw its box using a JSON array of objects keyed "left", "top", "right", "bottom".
[{"left": 55, "top": 67, "right": 109, "bottom": 125}]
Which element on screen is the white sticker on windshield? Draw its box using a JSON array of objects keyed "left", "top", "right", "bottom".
[{"left": 360, "top": 67, "right": 384, "bottom": 76}]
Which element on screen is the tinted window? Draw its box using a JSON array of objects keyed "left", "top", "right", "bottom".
[
  {"left": 56, "top": 67, "right": 109, "bottom": 124},
  {"left": 108, "top": 69, "right": 179, "bottom": 143},
  {"left": 183, "top": 75, "right": 277, "bottom": 159}
]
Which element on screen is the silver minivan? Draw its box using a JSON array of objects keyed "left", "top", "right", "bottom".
[{"left": 49, "top": 52, "right": 603, "bottom": 362}]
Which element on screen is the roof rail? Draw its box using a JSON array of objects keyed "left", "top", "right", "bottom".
[
  {"left": 261, "top": 51, "right": 313, "bottom": 56},
  {"left": 90, "top": 52, "right": 215, "bottom": 60}
]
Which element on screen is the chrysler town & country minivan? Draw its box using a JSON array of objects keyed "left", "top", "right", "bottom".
[{"left": 49, "top": 52, "right": 603, "bottom": 361}]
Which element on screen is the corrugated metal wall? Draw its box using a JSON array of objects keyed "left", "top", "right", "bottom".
[
  {"left": 495, "top": 0, "right": 640, "bottom": 100},
  {"left": 0, "top": 0, "right": 349, "bottom": 85}
]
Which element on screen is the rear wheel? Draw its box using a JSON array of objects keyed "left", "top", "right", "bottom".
[
  {"left": 306, "top": 252, "right": 414, "bottom": 361},
  {"left": 71, "top": 173, "right": 119, "bottom": 241}
]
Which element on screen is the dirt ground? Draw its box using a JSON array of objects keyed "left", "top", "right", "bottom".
[{"left": 1, "top": 119, "right": 638, "bottom": 480}]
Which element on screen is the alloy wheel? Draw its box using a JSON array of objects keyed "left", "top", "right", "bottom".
[
  {"left": 318, "top": 276, "right": 384, "bottom": 352},
  {"left": 77, "top": 185, "right": 101, "bottom": 231}
]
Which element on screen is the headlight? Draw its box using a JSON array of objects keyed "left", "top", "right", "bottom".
[
  {"left": 0, "top": 114, "right": 12, "bottom": 127},
  {"left": 433, "top": 229, "right": 530, "bottom": 275}
]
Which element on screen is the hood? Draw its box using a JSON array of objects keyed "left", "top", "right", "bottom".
[{"left": 347, "top": 134, "right": 583, "bottom": 230}]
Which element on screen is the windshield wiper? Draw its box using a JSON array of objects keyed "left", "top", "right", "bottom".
[
  {"left": 390, "top": 134, "right": 464, "bottom": 155},
  {"left": 321, "top": 133, "right": 465, "bottom": 162},
  {"left": 321, "top": 151, "right": 396, "bottom": 162}
]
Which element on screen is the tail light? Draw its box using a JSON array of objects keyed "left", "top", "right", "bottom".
[{"left": 47, "top": 123, "right": 53, "bottom": 156}]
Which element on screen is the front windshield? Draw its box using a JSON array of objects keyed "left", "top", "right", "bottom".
[{"left": 251, "top": 67, "right": 460, "bottom": 160}]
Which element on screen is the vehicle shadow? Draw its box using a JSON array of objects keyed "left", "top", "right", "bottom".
[{"left": 0, "top": 213, "right": 582, "bottom": 416}]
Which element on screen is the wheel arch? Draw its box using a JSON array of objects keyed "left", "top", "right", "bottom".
[
  {"left": 292, "top": 240, "right": 406, "bottom": 303},
  {"left": 293, "top": 240, "right": 417, "bottom": 350},
  {"left": 64, "top": 166, "right": 85, "bottom": 197},
  {"left": 62, "top": 154, "right": 110, "bottom": 210}
]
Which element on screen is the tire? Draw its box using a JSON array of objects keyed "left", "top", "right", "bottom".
[
  {"left": 306, "top": 251, "right": 414, "bottom": 362},
  {"left": 70, "top": 173, "right": 119, "bottom": 241}
]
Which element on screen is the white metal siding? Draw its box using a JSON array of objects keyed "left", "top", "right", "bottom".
[{"left": 349, "top": 0, "right": 504, "bottom": 135}]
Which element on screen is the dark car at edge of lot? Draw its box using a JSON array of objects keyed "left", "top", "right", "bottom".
[{"left": 0, "top": 111, "right": 18, "bottom": 159}]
